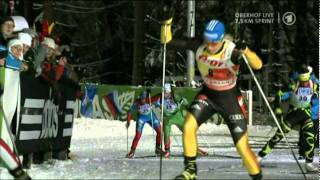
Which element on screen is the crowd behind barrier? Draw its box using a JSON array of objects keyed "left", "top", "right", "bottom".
[
  {"left": 0, "top": 13, "right": 80, "bottom": 176},
  {"left": 16, "top": 73, "right": 77, "bottom": 156}
]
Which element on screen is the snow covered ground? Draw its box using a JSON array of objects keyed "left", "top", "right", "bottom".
[{"left": 0, "top": 118, "right": 319, "bottom": 179}]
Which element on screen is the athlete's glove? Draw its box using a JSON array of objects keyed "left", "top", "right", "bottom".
[
  {"left": 311, "top": 92, "right": 318, "bottom": 105},
  {"left": 160, "top": 18, "right": 172, "bottom": 44},
  {"left": 126, "top": 121, "right": 130, "bottom": 129},
  {"left": 242, "top": 47, "right": 263, "bottom": 70},
  {"left": 274, "top": 107, "right": 283, "bottom": 115},
  {"left": 178, "top": 97, "right": 188, "bottom": 107},
  {"left": 236, "top": 40, "right": 247, "bottom": 50}
]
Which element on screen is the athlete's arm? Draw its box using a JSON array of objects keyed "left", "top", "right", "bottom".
[
  {"left": 127, "top": 102, "right": 137, "bottom": 122},
  {"left": 279, "top": 91, "right": 291, "bottom": 101},
  {"left": 159, "top": 0, "right": 200, "bottom": 52},
  {"left": 231, "top": 47, "right": 263, "bottom": 70}
]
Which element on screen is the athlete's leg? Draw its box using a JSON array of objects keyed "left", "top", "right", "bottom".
[
  {"left": 301, "top": 118, "right": 315, "bottom": 163},
  {"left": 0, "top": 138, "right": 30, "bottom": 179},
  {"left": 175, "top": 92, "right": 215, "bottom": 180},
  {"left": 298, "top": 125, "right": 306, "bottom": 158},
  {"left": 216, "top": 89, "right": 261, "bottom": 179},
  {"left": 163, "top": 116, "right": 173, "bottom": 152},
  {"left": 258, "top": 114, "right": 292, "bottom": 158},
  {"left": 126, "top": 117, "right": 146, "bottom": 158},
  {"left": 148, "top": 112, "right": 163, "bottom": 154},
  {"left": 259, "top": 109, "right": 305, "bottom": 158},
  {"left": 164, "top": 111, "right": 184, "bottom": 152},
  {"left": 170, "top": 111, "right": 208, "bottom": 157},
  {"left": 172, "top": 111, "right": 185, "bottom": 132},
  {"left": 297, "top": 108, "right": 317, "bottom": 171},
  {"left": 303, "top": 118, "right": 318, "bottom": 172},
  {"left": 313, "top": 118, "right": 319, "bottom": 148},
  {"left": 258, "top": 114, "right": 292, "bottom": 157}
]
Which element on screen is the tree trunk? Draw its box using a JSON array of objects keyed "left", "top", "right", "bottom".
[
  {"left": 132, "top": 2, "right": 146, "bottom": 85},
  {"left": 23, "top": 0, "right": 32, "bottom": 24}
]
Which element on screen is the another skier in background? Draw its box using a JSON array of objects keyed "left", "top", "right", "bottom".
[
  {"left": 161, "top": 83, "right": 208, "bottom": 158},
  {"left": 272, "top": 65, "right": 319, "bottom": 162},
  {"left": 258, "top": 65, "right": 318, "bottom": 172},
  {"left": 126, "top": 89, "right": 164, "bottom": 158},
  {"left": 290, "top": 65, "right": 319, "bottom": 159}
]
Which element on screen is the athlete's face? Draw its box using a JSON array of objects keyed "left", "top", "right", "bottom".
[
  {"left": 205, "top": 41, "right": 223, "bottom": 54},
  {"left": 300, "top": 80, "right": 310, "bottom": 87},
  {"left": 140, "top": 92, "right": 147, "bottom": 103},
  {"left": 165, "top": 91, "right": 172, "bottom": 98},
  {"left": 141, "top": 98, "right": 146, "bottom": 103}
]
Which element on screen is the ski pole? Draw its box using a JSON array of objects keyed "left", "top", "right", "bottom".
[
  {"left": 242, "top": 54, "right": 307, "bottom": 180},
  {"left": 126, "top": 124, "right": 129, "bottom": 154},
  {"left": 159, "top": 22, "right": 168, "bottom": 180},
  {"left": 147, "top": 88, "right": 155, "bottom": 136}
]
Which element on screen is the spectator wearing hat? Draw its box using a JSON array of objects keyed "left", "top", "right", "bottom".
[
  {"left": 33, "top": 37, "right": 68, "bottom": 164},
  {"left": 18, "top": 32, "right": 32, "bottom": 54},
  {"left": 0, "top": 45, "right": 6, "bottom": 67},
  {"left": 18, "top": 32, "right": 37, "bottom": 75},
  {"left": 39, "top": 37, "right": 65, "bottom": 163},
  {"left": 40, "top": 37, "right": 66, "bottom": 89},
  {"left": 0, "top": 16, "right": 16, "bottom": 46},
  {"left": 0, "top": 39, "right": 32, "bottom": 180},
  {"left": 18, "top": 32, "right": 36, "bottom": 168},
  {"left": 1, "top": 38, "right": 28, "bottom": 132}
]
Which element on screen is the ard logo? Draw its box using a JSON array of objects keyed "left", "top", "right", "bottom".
[{"left": 40, "top": 100, "right": 59, "bottom": 138}]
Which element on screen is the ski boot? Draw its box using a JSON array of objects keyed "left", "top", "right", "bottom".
[
  {"left": 256, "top": 155, "right": 264, "bottom": 163},
  {"left": 126, "top": 149, "right": 135, "bottom": 159},
  {"left": 297, "top": 155, "right": 305, "bottom": 163},
  {"left": 22, "top": 153, "right": 33, "bottom": 169},
  {"left": 9, "top": 166, "right": 31, "bottom": 180},
  {"left": 257, "top": 150, "right": 268, "bottom": 163},
  {"left": 175, "top": 159, "right": 197, "bottom": 180},
  {"left": 250, "top": 172, "right": 263, "bottom": 180},
  {"left": 197, "top": 148, "right": 208, "bottom": 156},
  {"left": 155, "top": 146, "right": 165, "bottom": 156},
  {"left": 298, "top": 147, "right": 305, "bottom": 160},
  {"left": 305, "top": 162, "right": 318, "bottom": 172}
]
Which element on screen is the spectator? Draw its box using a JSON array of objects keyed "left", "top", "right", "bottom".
[
  {"left": 2, "top": 39, "right": 27, "bottom": 134},
  {"left": 0, "top": 39, "right": 31, "bottom": 179},
  {"left": 19, "top": 32, "right": 35, "bottom": 75},
  {"left": 18, "top": 31, "right": 35, "bottom": 168},
  {"left": 18, "top": 32, "right": 32, "bottom": 55},
  {"left": 40, "top": 37, "right": 66, "bottom": 104},
  {"left": 0, "top": 16, "right": 16, "bottom": 46},
  {"left": 33, "top": 37, "right": 67, "bottom": 164}
]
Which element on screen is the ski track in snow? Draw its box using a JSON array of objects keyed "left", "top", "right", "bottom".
[{"left": 0, "top": 118, "right": 318, "bottom": 179}]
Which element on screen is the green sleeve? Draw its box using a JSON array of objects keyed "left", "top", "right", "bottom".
[{"left": 174, "top": 94, "right": 188, "bottom": 108}]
